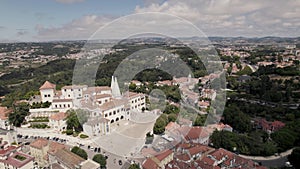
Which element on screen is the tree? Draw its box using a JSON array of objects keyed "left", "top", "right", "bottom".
[
  {"left": 288, "top": 147, "right": 300, "bottom": 169},
  {"left": 222, "top": 105, "right": 251, "bottom": 133},
  {"left": 129, "top": 83, "right": 137, "bottom": 91},
  {"left": 71, "top": 146, "right": 88, "bottom": 160},
  {"left": 168, "top": 114, "right": 177, "bottom": 123},
  {"left": 66, "top": 109, "right": 83, "bottom": 132},
  {"left": 93, "top": 154, "right": 107, "bottom": 168},
  {"left": 128, "top": 163, "right": 140, "bottom": 169},
  {"left": 163, "top": 104, "right": 179, "bottom": 114},
  {"left": 193, "top": 114, "right": 207, "bottom": 126},
  {"left": 153, "top": 115, "right": 168, "bottom": 135},
  {"left": 271, "top": 129, "right": 296, "bottom": 152},
  {"left": 236, "top": 65, "right": 253, "bottom": 75},
  {"left": 8, "top": 103, "right": 30, "bottom": 127}
]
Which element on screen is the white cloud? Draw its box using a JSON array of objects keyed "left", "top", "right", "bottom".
[
  {"left": 34, "top": 0, "right": 300, "bottom": 40},
  {"left": 35, "top": 15, "right": 113, "bottom": 40},
  {"left": 135, "top": 0, "right": 300, "bottom": 37}
]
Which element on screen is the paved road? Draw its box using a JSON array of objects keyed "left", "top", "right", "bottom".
[
  {"left": 254, "top": 156, "right": 288, "bottom": 168},
  {"left": 239, "top": 148, "right": 294, "bottom": 168}
]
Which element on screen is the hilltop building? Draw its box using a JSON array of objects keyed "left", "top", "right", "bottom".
[{"left": 29, "top": 76, "right": 146, "bottom": 136}]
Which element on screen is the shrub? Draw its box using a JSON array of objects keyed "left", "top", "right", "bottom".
[
  {"left": 80, "top": 134, "right": 89, "bottom": 139},
  {"left": 66, "top": 129, "right": 73, "bottom": 135}
]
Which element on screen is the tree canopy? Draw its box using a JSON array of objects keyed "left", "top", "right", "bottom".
[
  {"left": 92, "top": 154, "right": 107, "bottom": 168},
  {"left": 8, "top": 103, "right": 30, "bottom": 127},
  {"left": 71, "top": 146, "right": 88, "bottom": 160}
]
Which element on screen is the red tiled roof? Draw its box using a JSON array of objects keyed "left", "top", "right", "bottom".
[
  {"left": 142, "top": 158, "right": 159, "bottom": 169},
  {"left": 196, "top": 157, "right": 220, "bottom": 169},
  {"left": 95, "top": 94, "right": 111, "bottom": 99},
  {"left": 123, "top": 91, "right": 144, "bottom": 98},
  {"left": 176, "top": 143, "right": 191, "bottom": 149},
  {"left": 0, "top": 106, "right": 12, "bottom": 120},
  {"left": 185, "top": 127, "right": 209, "bottom": 140},
  {"left": 165, "top": 160, "right": 196, "bottom": 169},
  {"left": 0, "top": 146, "right": 17, "bottom": 156},
  {"left": 99, "top": 99, "right": 127, "bottom": 111},
  {"left": 165, "top": 122, "right": 180, "bottom": 131},
  {"left": 0, "top": 151, "right": 34, "bottom": 168},
  {"left": 176, "top": 153, "right": 190, "bottom": 161},
  {"left": 48, "top": 142, "right": 67, "bottom": 155},
  {"left": 188, "top": 145, "right": 212, "bottom": 156},
  {"left": 49, "top": 112, "right": 67, "bottom": 121},
  {"left": 40, "top": 81, "right": 56, "bottom": 90},
  {"left": 30, "top": 138, "right": 48, "bottom": 149},
  {"left": 210, "top": 148, "right": 234, "bottom": 161},
  {"left": 54, "top": 149, "right": 85, "bottom": 169},
  {"left": 155, "top": 149, "right": 173, "bottom": 161}
]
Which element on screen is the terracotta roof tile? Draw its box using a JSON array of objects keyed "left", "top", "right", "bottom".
[
  {"left": 30, "top": 138, "right": 48, "bottom": 149},
  {"left": 185, "top": 127, "right": 209, "bottom": 140},
  {"left": 155, "top": 149, "right": 173, "bottom": 161},
  {"left": 0, "top": 106, "right": 12, "bottom": 120},
  {"left": 99, "top": 99, "right": 127, "bottom": 111},
  {"left": 142, "top": 158, "right": 159, "bottom": 169},
  {"left": 54, "top": 149, "right": 85, "bottom": 169},
  {"left": 49, "top": 112, "right": 67, "bottom": 121},
  {"left": 40, "top": 81, "right": 56, "bottom": 90},
  {"left": 0, "top": 152, "right": 34, "bottom": 168}
]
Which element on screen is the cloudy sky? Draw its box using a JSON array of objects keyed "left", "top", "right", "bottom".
[{"left": 0, "top": 0, "right": 299, "bottom": 41}]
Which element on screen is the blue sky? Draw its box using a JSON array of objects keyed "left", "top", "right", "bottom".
[
  {"left": 0, "top": 0, "right": 299, "bottom": 41},
  {"left": 0, "top": 0, "right": 144, "bottom": 41}
]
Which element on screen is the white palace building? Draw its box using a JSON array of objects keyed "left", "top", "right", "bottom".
[{"left": 29, "top": 76, "right": 146, "bottom": 136}]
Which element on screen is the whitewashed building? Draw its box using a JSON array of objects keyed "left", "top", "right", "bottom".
[
  {"left": 0, "top": 107, "right": 12, "bottom": 130},
  {"left": 40, "top": 81, "right": 56, "bottom": 103},
  {"left": 83, "top": 117, "right": 110, "bottom": 136},
  {"left": 49, "top": 112, "right": 67, "bottom": 132}
]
